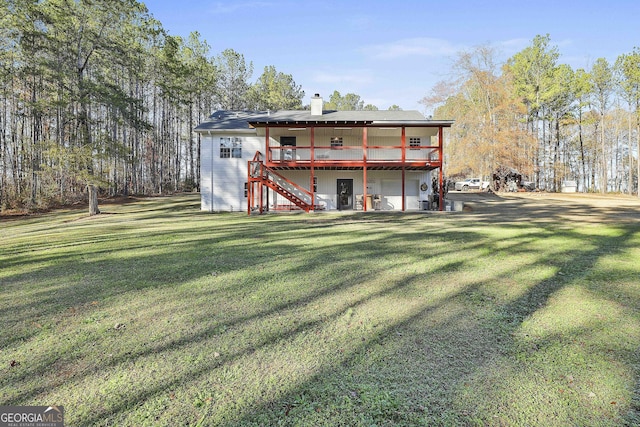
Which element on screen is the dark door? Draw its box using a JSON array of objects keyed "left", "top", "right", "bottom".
[
  {"left": 337, "top": 179, "right": 353, "bottom": 210},
  {"left": 280, "top": 136, "right": 296, "bottom": 161}
]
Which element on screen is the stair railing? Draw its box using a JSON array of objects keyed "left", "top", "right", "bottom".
[{"left": 249, "top": 154, "right": 313, "bottom": 212}]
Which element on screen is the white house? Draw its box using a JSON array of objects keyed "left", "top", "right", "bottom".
[{"left": 195, "top": 94, "right": 453, "bottom": 214}]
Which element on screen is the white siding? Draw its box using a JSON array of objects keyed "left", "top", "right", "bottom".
[
  {"left": 273, "top": 170, "right": 428, "bottom": 211},
  {"left": 200, "top": 135, "right": 214, "bottom": 212},
  {"left": 316, "top": 170, "right": 362, "bottom": 210},
  {"left": 416, "top": 170, "right": 436, "bottom": 210},
  {"left": 408, "top": 170, "right": 428, "bottom": 210},
  {"left": 200, "top": 133, "right": 261, "bottom": 212},
  {"left": 267, "top": 171, "right": 312, "bottom": 209},
  {"left": 201, "top": 134, "right": 435, "bottom": 212}
]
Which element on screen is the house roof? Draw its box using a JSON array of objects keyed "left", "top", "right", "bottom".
[{"left": 194, "top": 110, "right": 453, "bottom": 132}]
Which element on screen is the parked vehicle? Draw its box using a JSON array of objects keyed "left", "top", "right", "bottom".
[
  {"left": 454, "top": 178, "right": 490, "bottom": 191},
  {"left": 521, "top": 181, "right": 536, "bottom": 191}
]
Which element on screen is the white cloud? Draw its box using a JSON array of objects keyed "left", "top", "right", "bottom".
[{"left": 363, "top": 37, "right": 461, "bottom": 60}]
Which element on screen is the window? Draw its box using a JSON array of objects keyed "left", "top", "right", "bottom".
[
  {"left": 409, "top": 137, "right": 421, "bottom": 150},
  {"left": 330, "top": 137, "right": 343, "bottom": 149},
  {"left": 220, "top": 142, "right": 230, "bottom": 158},
  {"left": 220, "top": 137, "right": 242, "bottom": 158},
  {"left": 244, "top": 182, "right": 248, "bottom": 198},
  {"left": 313, "top": 176, "right": 318, "bottom": 193}
]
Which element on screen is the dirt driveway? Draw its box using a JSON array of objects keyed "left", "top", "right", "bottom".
[{"left": 445, "top": 191, "right": 640, "bottom": 224}]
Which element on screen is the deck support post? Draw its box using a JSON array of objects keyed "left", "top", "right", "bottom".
[
  {"left": 401, "top": 127, "right": 406, "bottom": 211},
  {"left": 310, "top": 127, "right": 315, "bottom": 209},
  {"left": 363, "top": 127, "right": 368, "bottom": 211},
  {"left": 438, "top": 126, "right": 444, "bottom": 211}
]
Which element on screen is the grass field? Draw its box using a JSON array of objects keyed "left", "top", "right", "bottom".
[{"left": 1, "top": 193, "right": 639, "bottom": 426}]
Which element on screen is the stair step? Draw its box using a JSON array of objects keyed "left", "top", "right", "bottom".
[{"left": 255, "top": 162, "right": 314, "bottom": 212}]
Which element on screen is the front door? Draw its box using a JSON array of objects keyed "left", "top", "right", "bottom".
[{"left": 337, "top": 179, "right": 353, "bottom": 210}]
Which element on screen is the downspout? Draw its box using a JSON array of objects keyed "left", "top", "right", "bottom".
[
  {"left": 210, "top": 131, "right": 214, "bottom": 213},
  {"left": 402, "top": 167, "right": 406, "bottom": 211}
]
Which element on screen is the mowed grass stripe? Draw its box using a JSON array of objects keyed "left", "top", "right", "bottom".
[{"left": 1, "top": 194, "right": 639, "bottom": 426}]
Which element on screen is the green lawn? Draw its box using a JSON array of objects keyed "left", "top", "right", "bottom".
[{"left": 1, "top": 194, "right": 639, "bottom": 426}]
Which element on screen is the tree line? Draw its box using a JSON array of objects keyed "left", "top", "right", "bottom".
[
  {"left": 0, "top": 0, "right": 308, "bottom": 211},
  {"left": 425, "top": 35, "right": 640, "bottom": 195},
  {"left": 3, "top": 3, "right": 636, "bottom": 213}
]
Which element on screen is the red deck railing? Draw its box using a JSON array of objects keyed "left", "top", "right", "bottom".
[{"left": 266, "top": 145, "right": 441, "bottom": 166}]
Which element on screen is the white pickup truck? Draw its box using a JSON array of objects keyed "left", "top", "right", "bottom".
[{"left": 454, "top": 178, "right": 490, "bottom": 191}]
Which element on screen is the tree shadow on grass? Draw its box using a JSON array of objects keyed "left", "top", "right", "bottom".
[
  {"left": 2, "top": 208, "right": 487, "bottom": 425},
  {"left": 189, "top": 194, "right": 640, "bottom": 425},
  {"left": 221, "top": 202, "right": 640, "bottom": 426},
  {"left": 1, "top": 195, "right": 639, "bottom": 426}
]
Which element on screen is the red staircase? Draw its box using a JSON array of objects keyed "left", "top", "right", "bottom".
[{"left": 248, "top": 153, "right": 317, "bottom": 214}]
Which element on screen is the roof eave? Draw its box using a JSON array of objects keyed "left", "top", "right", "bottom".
[
  {"left": 194, "top": 127, "right": 257, "bottom": 134},
  {"left": 371, "top": 120, "right": 454, "bottom": 127},
  {"left": 247, "top": 120, "right": 374, "bottom": 127},
  {"left": 247, "top": 119, "right": 454, "bottom": 127}
]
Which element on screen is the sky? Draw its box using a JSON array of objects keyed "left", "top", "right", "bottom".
[{"left": 143, "top": 0, "right": 640, "bottom": 114}]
